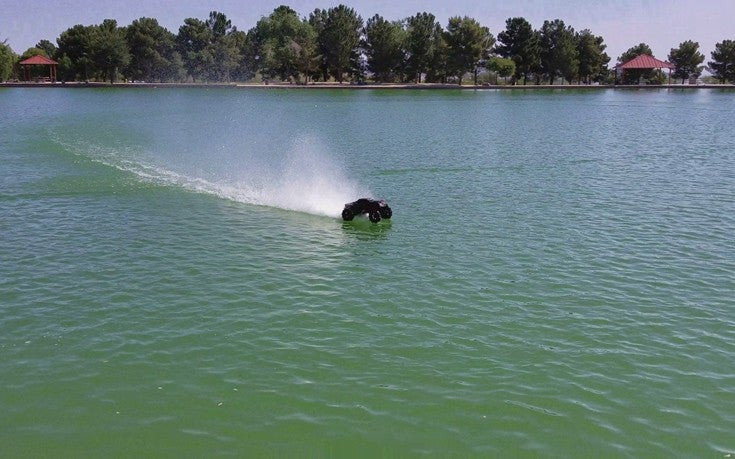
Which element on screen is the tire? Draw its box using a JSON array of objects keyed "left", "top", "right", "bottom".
[
  {"left": 379, "top": 206, "right": 392, "bottom": 219},
  {"left": 369, "top": 211, "right": 381, "bottom": 223},
  {"left": 342, "top": 208, "right": 354, "bottom": 221}
]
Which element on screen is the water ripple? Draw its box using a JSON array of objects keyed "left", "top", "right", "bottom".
[{"left": 1, "top": 88, "right": 734, "bottom": 457}]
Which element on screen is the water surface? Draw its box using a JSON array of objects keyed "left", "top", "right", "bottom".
[{"left": 1, "top": 87, "right": 734, "bottom": 456}]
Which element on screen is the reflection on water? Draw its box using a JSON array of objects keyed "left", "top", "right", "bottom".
[{"left": 341, "top": 216, "right": 392, "bottom": 240}]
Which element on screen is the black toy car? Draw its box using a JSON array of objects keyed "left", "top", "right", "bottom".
[{"left": 342, "top": 198, "right": 392, "bottom": 223}]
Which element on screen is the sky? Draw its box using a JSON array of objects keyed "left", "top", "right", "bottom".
[{"left": 1, "top": 0, "right": 733, "bottom": 64}]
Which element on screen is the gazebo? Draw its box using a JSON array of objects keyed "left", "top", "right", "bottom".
[
  {"left": 616, "top": 54, "right": 674, "bottom": 84},
  {"left": 19, "top": 55, "right": 58, "bottom": 82}
]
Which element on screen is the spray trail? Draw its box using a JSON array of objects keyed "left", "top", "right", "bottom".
[{"left": 51, "top": 131, "right": 369, "bottom": 218}]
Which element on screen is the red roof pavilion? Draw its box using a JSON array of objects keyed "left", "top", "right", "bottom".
[
  {"left": 618, "top": 54, "right": 673, "bottom": 70},
  {"left": 19, "top": 55, "right": 58, "bottom": 66},
  {"left": 616, "top": 54, "right": 674, "bottom": 84},
  {"left": 19, "top": 55, "right": 59, "bottom": 82}
]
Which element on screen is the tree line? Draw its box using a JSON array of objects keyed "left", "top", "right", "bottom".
[{"left": 1, "top": 5, "right": 734, "bottom": 85}]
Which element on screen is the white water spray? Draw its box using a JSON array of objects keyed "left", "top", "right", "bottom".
[
  {"left": 52, "top": 131, "right": 369, "bottom": 218},
  {"left": 221, "top": 135, "right": 368, "bottom": 217}
]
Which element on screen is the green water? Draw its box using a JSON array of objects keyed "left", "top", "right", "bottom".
[{"left": 1, "top": 87, "right": 734, "bottom": 457}]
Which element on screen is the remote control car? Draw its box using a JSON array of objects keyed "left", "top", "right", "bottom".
[{"left": 341, "top": 198, "right": 392, "bottom": 223}]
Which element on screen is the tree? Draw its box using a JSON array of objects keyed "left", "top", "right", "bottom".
[
  {"left": 707, "top": 39, "right": 735, "bottom": 83},
  {"left": 195, "top": 10, "right": 245, "bottom": 82},
  {"left": 486, "top": 56, "right": 515, "bottom": 84},
  {"left": 204, "top": 11, "right": 243, "bottom": 82},
  {"left": 177, "top": 18, "right": 213, "bottom": 81},
  {"left": 126, "top": 17, "right": 183, "bottom": 82},
  {"left": 207, "top": 11, "right": 232, "bottom": 40},
  {"left": 56, "top": 24, "right": 97, "bottom": 80},
  {"left": 312, "top": 5, "right": 363, "bottom": 83},
  {"left": 668, "top": 40, "right": 704, "bottom": 84},
  {"left": 93, "top": 19, "right": 130, "bottom": 83},
  {"left": 576, "top": 29, "right": 609, "bottom": 83},
  {"left": 363, "top": 14, "right": 405, "bottom": 82},
  {"left": 539, "top": 19, "right": 578, "bottom": 84},
  {"left": 496, "top": 17, "right": 539, "bottom": 84},
  {"left": 36, "top": 40, "right": 57, "bottom": 59},
  {"left": 252, "top": 6, "right": 318, "bottom": 84},
  {"left": 618, "top": 42, "right": 653, "bottom": 84},
  {"left": 307, "top": 8, "right": 329, "bottom": 81},
  {"left": 619, "top": 42, "right": 653, "bottom": 64},
  {"left": 55, "top": 55, "right": 72, "bottom": 81},
  {"left": 444, "top": 16, "right": 493, "bottom": 85},
  {"left": 228, "top": 29, "right": 257, "bottom": 82},
  {"left": 405, "top": 12, "right": 439, "bottom": 83},
  {"left": 425, "top": 23, "right": 448, "bottom": 83},
  {"left": 0, "top": 40, "right": 16, "bottom": 81},
  {"left": 20, "top": 47, "right": 48, "bottom": 60}
]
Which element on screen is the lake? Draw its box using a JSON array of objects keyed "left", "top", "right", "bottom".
[{"left": 1, "top": 87, "right": 733, "bottom": 456}]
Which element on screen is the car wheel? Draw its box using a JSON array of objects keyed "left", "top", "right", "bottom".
[
  {"left": 379, "top": 206, "right": 392, "bottom": 219},
  {"left": 342, "top": 208, "right": 354, "bottom": 221},
  {"left": 369, "top": 211, "right": 381, "bottom": 223}
]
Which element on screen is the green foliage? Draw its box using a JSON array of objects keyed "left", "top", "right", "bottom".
[
  {"left": 228, "top": 30, "right": 256, "bottom": 82},
  {"left": 619, "top": 43, "right": 653, "bottom": 64},
  {"left": 56, "top": 24, "right": 97, "bottom": 80},
  {"left": 444, "top": 16, "right": 493, "bottom": 85},
  {"left": 36, "top": 40, "right": 57, "bottom": 58},
  {"left": 253, "top": 6, "right": 318, "bottom": 83},
  {"left": 0, "top": 40, "right": 16, "bottom": 81},
  {"left": 57, "top": 54, "right": 73, "bottom": 81},
  {"left": 9, "top": 6, "right": 717, "bottom": 86},
  {"left": 312, "top": 5, "right": 363, "bottom": 82},
  {"left": 363, "top": 14, "right": 405, "bottom": 82},
  {"left": 207, "top": 11, "right": 232, "bottom": 40},
  {"left": 204, "top": 11, "right": 245, "bottom": 82},
  {"left": 126, "top": 17, "right": 183, "bottom": 82},
  {"left": 175, "top": 12, "right": 245, "bottom": 82},
  {"left": 486, "top": 56, "right": 515, "bottom": 84},
  {"left": 539, "top": 19, "right": 578, "bottom": 84},
  {"left": 648, "top": 69, "right": 667, "bottom": 85},
  {"left": 93, "top": 19, "right": 130, "bottom": 83},
  {"left": 700, "top": 75, "right": 720, "bottom": 84},
  {"left": 425, "top": 23, "right": 449, "bottom": 83},
  {"left": 708, "top": 39, "right": 735, "bottom": 83},
  {"left": 176, "top": 18, "right": 214, "bottom": 81},
  {"left": 596, "top": 67, "right": 615, "bottom": 85},
  {"left": 307, "top": 8, "right": 329, "bottom": 81},
  {"left": 668, "top": 40, "right": 704, "bottom": 83},
  {"left": 576, "top": 29, "right": 609, "bottom": 83},
  {"left": 405, "top": 12, "right": 440, "bottom": 83},
  {"left": 618, "top": 43, "right": 653, "bottom": 84},
  {"left": 496, "top": 17, "right": 539, "bottom": 84},
  {"left": 20, "top": 47, "right": 48, "bottom": 60}
]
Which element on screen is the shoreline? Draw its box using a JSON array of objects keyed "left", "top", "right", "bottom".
[{"left": 1, "top": 81, "right": 734, "bottom": 90}]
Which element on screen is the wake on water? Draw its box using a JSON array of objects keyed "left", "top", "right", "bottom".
[{"left": 51, "top": 131, "right": 369, "bottom": 218}]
